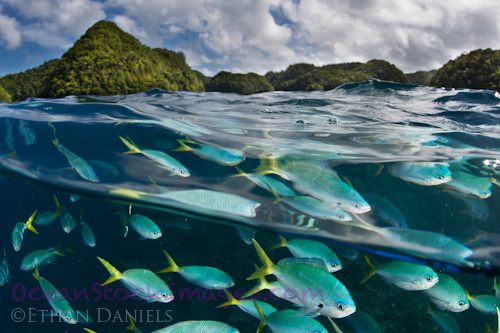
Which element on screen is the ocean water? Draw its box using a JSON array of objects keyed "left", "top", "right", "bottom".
[{"left": 0, "top": 79, "right": 499, "bottom": 332}]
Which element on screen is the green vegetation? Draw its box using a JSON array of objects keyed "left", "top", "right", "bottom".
[
  {"left": 0, "top": 84, "right": 12, "bottom": 103},
  {"left": 265, "top": 60, "right": 408, "bottom": 91},
  {"left": 406, "top": 70, "right": 437, "bottom": 86},
  {"left": 0, "top": 59, "right": 60, "bottom": 102},
  {"left": 0, "top": 21, "right": 204, "bottom": 102},
  {"left": 205, "top": 71, "right": 274, "bottom": 94},
  {"left": 430, "top": 49, "right": 500, "bottom": 91}
]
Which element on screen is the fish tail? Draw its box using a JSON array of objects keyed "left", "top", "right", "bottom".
[
  {"left": 173, "top": 138, "right": 193, "bottom": 152},
  {"left": 33, "top": 267, "right": 40, "bottom": 281},
  {"left": 53, "top": 242, "right": 65, "bottom": 257},
  {"left": 254, "top": 155, "right": 278, "bottom": 175},
  {"left": 465, "top": 290, "right": 473, "bottom": 300},
  {"left": 216, "top": 289, "right": 239, "bottom": 308},
  {"left": 52, "top": 194, "right": 60, "bottom": 219},
  {"left": 492, "top": 277, "right": 498, "bottom": 291},
  {"left": 125, "top": 310, "right": 136, "bottom": 331},
  {"left": 253, "top": 300, "right": 267, "bottom": 333},
  {"left": 269, "top": 235, "right": 288, "bottom": 250},
  {"left": 119, "top": 136, "right": 141, "bottom": 154},
  {"left": 156, "top": 250, "right": 179, "bottom": 274},
  {"left": 242, "top": 268, "right": 272, "bottom": 298},
  {"left": 360, "top": 255, "right": 376, "bottom": 284},
  {"left": 247, "top": 239, "right": 274, "bottom": 280},
  {"left": 83, "top": 329, "right": 97, "bottom": 333},
  {"left": 261, "top": 179, "right": 281, "bottom": 204},
  {"left": 374, "top": 163, "right": 384, "bottom": 176},
  {"left": 230, "top": 167, "right": 248, "bottom": 178},
  {"left": 25, "top": 210, "right": 39, "bottom": 235},
  {"left": 97, "top": 257, "right": 123, "bottom": 285},
  {"left": 62, "top": 239, "right": 75, "bottom": 255}
]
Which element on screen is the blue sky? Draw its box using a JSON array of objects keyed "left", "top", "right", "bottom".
[{"left": 1, "top": 0, "right": 500, "bottom": 77}]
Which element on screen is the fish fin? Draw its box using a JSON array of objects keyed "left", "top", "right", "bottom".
[
  {"left": 230, "top": 166, "right": 248, "bottom": 178},
  {"left": 173, "top": 138, "right": 194, "bottom": 152},
  {"left": 242, "top": 264, "right": 271, "bottom": 298},
  {"left": 52, "top": 194, "right": 60, "bottom": 219},
  {"left": 119, "top": 136, "right": 141, "bottom": 154},
  {"left": 252, "top": 300, "right": 267, "bottom": 333},
  {"left": 48, "top": 122, "right": 57, "bottom": 144},
  {"left": 327, "top": 317, "right": 344, "bottom": 333},
  {"left": 216, "top": 289, "right": 239, "bottom": 308},
  {"left": 493, "top": 277, "right": 498, "bottom": 291},
  {"left": 63, "top": 240, "right": 75, "bottom": 254},
  {"left": 156, "top": 250, "right": 179, "bottom": 274},
  {"left": 496, "top": 307, "right": 500, "bottom": 333},
  {"left": 360, "top": 255, "right": 377, "bottom": 284},
  {"left": 83, "top": 329, "right": 97, "bottom": 333},
  {"left": 80, "top": 208, "right": 84, "bottom": 220},
  {"left": 25, "top": 210, "right": 39, "bottom": 234},
  {"left": 339, "top": 174, "right": 355, "bottom": 189},
  {"left": 269, "top": 235, "right": 288, "bottom": 250},
  {"left": 97, "top": 257, "right": 122, "bottom": 285},
  {"left": 125, "top": 310, "right": 136, "bottom": 331},
  {"left": 53, "top": 243, "right": 65, "bottom": 257},
  {"left": 465, "top": 290, "right": 474, "bottom": 301},
  {"left": 247, "top": 239, "right": 274, "bottom": 280},
  {"left": 374, "top": 163, "right": 384, "bottom": 176},
  {"left": 33, "top": 267, "right": 40, "bottom": 281}
]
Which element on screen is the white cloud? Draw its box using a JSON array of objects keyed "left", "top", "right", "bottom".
[
  {"left": 0, "top": 7, "right": 21, "bottom": 49},
  {"left": 4, "top": 0, "right": 106, "bottom": 49},
  {"left": 2, "top": 0, "right": 500, "bottom": 74}
]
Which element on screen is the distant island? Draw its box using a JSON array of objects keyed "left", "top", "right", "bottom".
[{"left": 1, "top": 20, "right": 499, "bottom": 103}]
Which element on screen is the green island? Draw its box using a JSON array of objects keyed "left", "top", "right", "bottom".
[{"left": 1, "top": 20, "right": 499, "bottom": 103}]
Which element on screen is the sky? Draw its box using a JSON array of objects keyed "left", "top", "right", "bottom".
[{"left": 1, "top": 0, "right": 500, "bottom": 77}]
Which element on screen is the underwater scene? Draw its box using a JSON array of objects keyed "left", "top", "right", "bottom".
[{"left": 1, "top": 79, "right": 500, "bottom": 332}]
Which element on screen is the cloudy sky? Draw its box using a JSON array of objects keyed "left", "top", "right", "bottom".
[{"left": 1, "top": 0, "right": 500, "bottom": 77}]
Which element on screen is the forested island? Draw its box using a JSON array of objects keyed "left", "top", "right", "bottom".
[{"left": 1, "top": 20, "right": 499, "bottom": 103}]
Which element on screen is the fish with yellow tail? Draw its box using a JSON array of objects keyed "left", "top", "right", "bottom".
[
  {"left": 33, "top": 268, "right": 78, "bottom": 324},
  {"left": 466, "top": 290, "right": 500, "bottom": 315},
  {"left": 34, "top": 194, "right": 60, "bottom": 225},
  {"left": 270, "top": 236, "right": 342, "bottom": 273},
  {"left": 174, "top": 138, "right": 245, "bottom": 166},
  {"left": 0, "top": 248, "right": 11, "bottom": 286},
  {"left": 12, "top": 210, "right": 38, "bottom": 252},
  {"left": 119, "top": 136, "right": 190, "bottom": 177},
  {"left": 425, "top": 304, "right": 460, "bottom": 333},
  {"left": 157, "top": 250, "right": 234, "bottom": 290},
  {"left": 97, "top": 257, "right": 174, "bottom": 303},
  {"left": 253, "top": 300, "right": 328, "bottom": 333},
  {"left": 243, "top": 264, "right": 302, "bottom": 306},
  {"left": 151, "top": 320, "right": 239, "bottom": 333},
  {"left": 248, "top": 239, "right": 355, "bottom": 318},
  {"left": 361, "top": 256, "right": 438, "bottom": 291},
  {"left": 49, "top": 123, "right": 99, "bottom": 182},
  {"left": 254, "top": 156, "right": 370, "bottom": 214},
  {"left": 216, "top": 289, "right": 277, "bottom": 320},
  {"left": 20, "top": 244, "right": 68, "bottom": 271}
]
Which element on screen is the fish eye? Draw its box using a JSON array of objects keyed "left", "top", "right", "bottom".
[
  {"left": 436, "top": 175, "right": 444, "bottom": 180},
  {"left": 426, "top": 276, "right": 433, "bottom": 282},
  {"left": 66, "top": 315, "right": 71, "bottom": 321},
  {"left": 331, "top": 263, "right": 337, "bottom": 267},
  {"left": 161, "top": 292, "right": 167, "bottom": 298},
  {"left": 337, "top": 302, "right": 345, "bottom": 311},
  {"left": 459, "top": 301, "right": 466, "bottom": 306},
  {"left": 317, "top": 303, "right": 324, "bottom": 309},
  {"left": 353, "top": 203, "right": 360, "bottom": 209}
]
